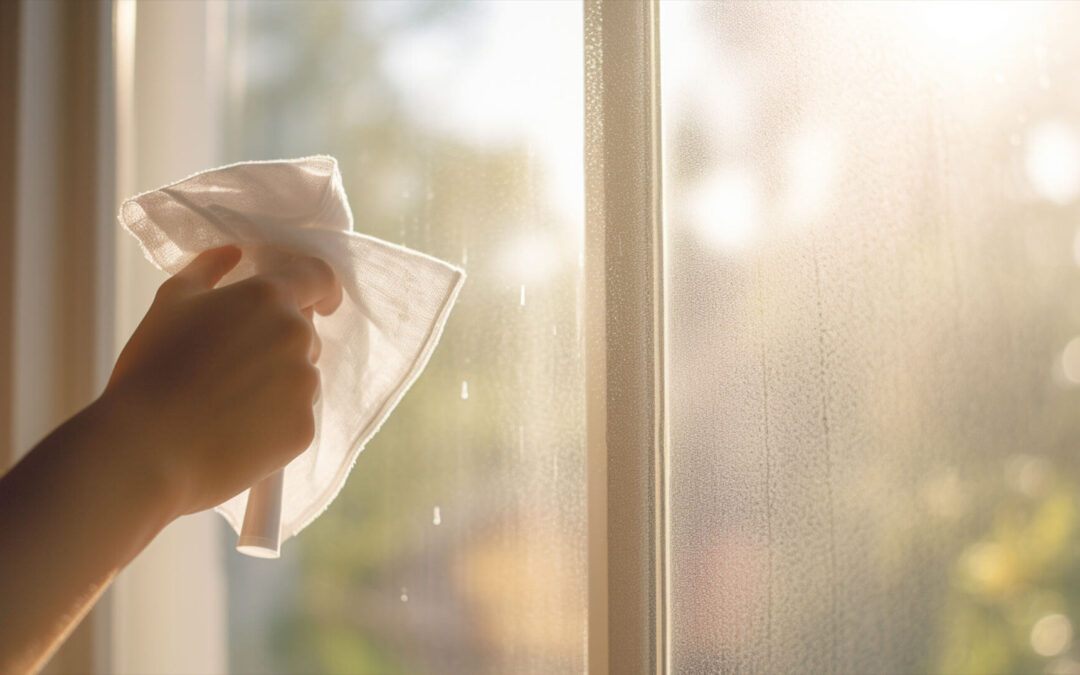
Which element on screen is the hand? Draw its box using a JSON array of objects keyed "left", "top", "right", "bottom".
[{"left": 101, "top": 245, "right": 343, "bottom": 518}]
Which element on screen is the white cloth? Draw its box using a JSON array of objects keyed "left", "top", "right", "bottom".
[{"left": 119, "top": 156, "right": 465, "bottom": 544}]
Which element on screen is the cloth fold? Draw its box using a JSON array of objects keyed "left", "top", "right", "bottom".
[{"left": 119, "top": 156, "right": 465, "bottom": 546}]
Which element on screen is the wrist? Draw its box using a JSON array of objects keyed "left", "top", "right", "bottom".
[{"left": 85, "top": 390, "right": 190, "bottom": 527}]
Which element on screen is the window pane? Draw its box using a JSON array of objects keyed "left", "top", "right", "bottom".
[
  {"left": 663, "top": 2, "right": 1080, "bottom": 673},
  {"left": 221, "top": 2, "right": 585, "bottom": 673}
]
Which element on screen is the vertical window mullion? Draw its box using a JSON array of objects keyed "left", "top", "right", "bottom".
[{"left": 585, "top": 1, "right": 667, "bottom": 673}]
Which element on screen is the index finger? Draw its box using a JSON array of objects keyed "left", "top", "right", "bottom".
[{"left": 267, "top": 255, "right": 343, "bottom": 315}]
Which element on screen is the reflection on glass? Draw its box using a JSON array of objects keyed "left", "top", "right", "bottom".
[
  {"left": 220, "top": 2, "right": 585, "bottom": 673},
  {"left": 663, "top": 2, "right": 1080, "bottom": 674}
]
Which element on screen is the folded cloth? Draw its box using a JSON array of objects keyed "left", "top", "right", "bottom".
[{"left": 119, "top": 156, "right": 465, "bottom": 553}]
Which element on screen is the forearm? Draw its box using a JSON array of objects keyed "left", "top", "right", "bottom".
[
  {"left": 0, "top": 396, "right": 179, "bottom": 674},
  {"left": 0, "top": 245, "right": 335, "bottom": 673}
]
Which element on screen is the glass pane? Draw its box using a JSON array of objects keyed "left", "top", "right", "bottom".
[
  {"left": 220, "top": 2, "right": 585, "bottom": 673},
  {"left": 663, "top": 2, "right": 1080, "bottom": 673}
]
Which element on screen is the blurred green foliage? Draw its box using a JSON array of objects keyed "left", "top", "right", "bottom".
[{"left": 937, "top": 463, "right": 1080, "bottom": 675}]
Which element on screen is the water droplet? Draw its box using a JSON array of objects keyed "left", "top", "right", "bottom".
[
  {"left": 520, "top": 285, "right": 526, "bottom": 306},
  {"left": 400, "top": 587, "right": 408, "bottom": 602},
  {"left": 433, "top": 506, "right": 441, "bottom": 525},
  {"left": 552, "top": 324, "right": 558, "bottom": 336},
  {"left": 460, "top": 381, "right": 469, "bottom": 400}
]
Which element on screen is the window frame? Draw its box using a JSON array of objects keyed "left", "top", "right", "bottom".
[{"left": 584, "top": 1, "right": 669, "bottom": 674}]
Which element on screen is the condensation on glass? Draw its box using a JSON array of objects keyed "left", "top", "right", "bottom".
[
  {"left": 220, "top": 2, "right": 586, "bottom": 673},
  {"left": 663, "top": 2, "right": 1080, "bottom": 674}
]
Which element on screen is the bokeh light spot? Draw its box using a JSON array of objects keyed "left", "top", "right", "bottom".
[
  {"left": 1061, "top": 337, "right": 1080, "bottom": 385},
  {"left": 1026, "top": 121, "right": 1080, "bottom": 205},
  {"left": 1031, "top": 614, "right": 1073, "bottom": 658},
  {"left": 689, "top": 167, "right": 761, "bottom": 252}
]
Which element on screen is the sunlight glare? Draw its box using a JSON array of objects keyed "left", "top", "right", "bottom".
[
  {"left": 380, "top": 2, "right": 583, "bottom": 228},
  {"left": 919, "top": 1, "right": 1016, "bottom": 47},
  {"left": 896, "top": 1, "right": 1038, "bottom": 75}
]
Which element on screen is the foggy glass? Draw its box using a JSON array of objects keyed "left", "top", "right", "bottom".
[{"left": 663, "top": 3, "right": 1080, "bottom": 673}]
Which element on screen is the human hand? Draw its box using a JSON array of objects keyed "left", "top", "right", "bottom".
[{"left": 100, "top": 245, "right": 343, "bottom": 518}]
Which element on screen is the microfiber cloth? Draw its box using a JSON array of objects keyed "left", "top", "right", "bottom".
[{"left": 119, "top": 155, "right": 465, "bottom": 549}]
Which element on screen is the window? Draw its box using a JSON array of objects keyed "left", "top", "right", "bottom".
[{"left": 108, "top": 1, "right": 1080, "bottom": 673}]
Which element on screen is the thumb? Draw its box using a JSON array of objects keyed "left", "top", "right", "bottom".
[{"left": 171, "top": 245, "right": 243, "bottom": 292}]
